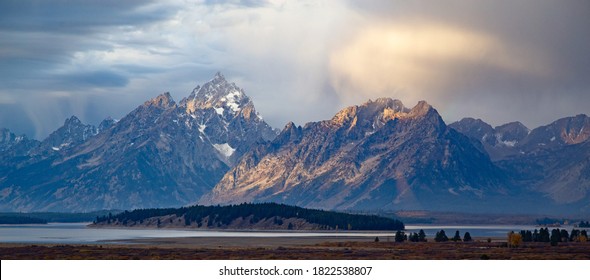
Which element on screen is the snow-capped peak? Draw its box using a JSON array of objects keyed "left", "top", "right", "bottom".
[{"left": 180, "top": 73, "right": 253, "bottom": 118}]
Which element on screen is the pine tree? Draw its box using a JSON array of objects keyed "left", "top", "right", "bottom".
[
  {"left": 550, "top": 229, "right": 560, "bottom": 246},
  {"left": 395, "top": 230, "right": 406, "bottom": 242},
  {"left": 418, "top": 229, "right": 427, "bottom": 242},
  {"left": 560, "top": 229, "right": 569, "bottom": 242},
  {"left": 452, "top": 230, "right": 462, "bottom": 242},
  {"left": 533, "top": 229, "right": 539, "bottom": 242},
  {"left": 463, "top": 232, "right": 472, "bottom": 242},
  {"left": 435, "top": 230, "right": 449, "bottom": 242}
]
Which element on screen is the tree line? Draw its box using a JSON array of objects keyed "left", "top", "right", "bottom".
[
  {"left": 94, "top": 203, "right": 405, "bottom": 231},
  {"left": 376, "top": 229, "right": 473, "bottom": 243},
  {"left": 0, "top": 215, "right": 47, "bottom": 224},
  {"left": 508, "top": 228, "right": 588, "bottom": 247}
]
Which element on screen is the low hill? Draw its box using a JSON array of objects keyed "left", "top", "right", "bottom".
[
  {"left": 92, "top": 203, "right": 404, "bottom": 231},
  {"left": 0, "top": 210, "right": 119, "bottom": 223},
  {"left": 0, "top": 216, "right": 47, "bottom": 224}
]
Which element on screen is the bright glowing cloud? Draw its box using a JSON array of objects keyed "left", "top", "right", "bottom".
[
  {"left": 329, "top": 21, "right": 549, "bottom": 107},
  {"left": 0, "top": 0, "right": 589, "bottom": 138}
]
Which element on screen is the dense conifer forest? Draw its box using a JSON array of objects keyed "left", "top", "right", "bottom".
[{"left": 94, "top": 203, "right": 405, "bottom": 231}]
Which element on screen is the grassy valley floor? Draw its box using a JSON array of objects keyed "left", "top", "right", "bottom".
[{"left": 1, "top": 236, "right": 589, "bottom": 260}]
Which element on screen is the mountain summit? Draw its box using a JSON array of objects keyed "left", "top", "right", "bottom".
[
  {"left": 0, "top": 73, "right": 278, "bottom": 212},
  {"left": 201, "top": 99, "right": 507, "bottom": 212},
  {"left": 1, "top": 75, "right": 588, "bottom": 214}
]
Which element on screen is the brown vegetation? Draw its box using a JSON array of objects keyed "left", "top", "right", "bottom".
[{"left": 1, "top": 238, "right": 589, "bottom": 260}]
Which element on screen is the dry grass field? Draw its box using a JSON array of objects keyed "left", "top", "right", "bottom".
[{"left": 1, "top": 237, "right": 589, "bottom": 260}]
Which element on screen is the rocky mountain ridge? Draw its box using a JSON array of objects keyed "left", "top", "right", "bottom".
[
  {"left": 0, "top": 73, "right": 277, "bottom": 212},
  {"left": 450, "top": 114, "right": 590, "bottom": 212},
  {"left": 201, "top": 98, "right": 511, "bottom": 213},
  {"left": 1, "top": 74, "right": 588, "bottom": 214}
]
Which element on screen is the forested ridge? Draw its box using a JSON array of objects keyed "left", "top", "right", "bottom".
[
  {"left": 94, "top": 203, "right": 405, "bottom": 231},
  {"left": 0, "top": 215, "right": 47, "bottom": 224}
]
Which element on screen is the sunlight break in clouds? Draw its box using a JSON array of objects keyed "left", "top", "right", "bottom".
[
  {"left": 0, "top": 0, "right": 588, "bottom": 138},
  {"left": 329, "top": 21, "right": 549, "bottom": 108}
]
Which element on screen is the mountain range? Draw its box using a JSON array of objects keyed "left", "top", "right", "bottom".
[
  {"left": 0, "top": 73, "right": 276, "bottom": 211},
  {"left": 1, "top": 73, "right": 588, "bottom": 214}
]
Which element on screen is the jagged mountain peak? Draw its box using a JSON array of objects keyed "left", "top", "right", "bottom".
[
  {"left": 362, "top": 97, "right": 406, "bottom": 110},
  {"left": 144, "top": 92, "right": 175, "bottom": 108},
  {"left": 495, "top": 121, "right": 530, "bottom": 144},
  {"left": 284, "top": 121, "right": 298, "bottom": 130},
  {"left": 64, "top": 115, "right": 82, "bottom": 125},
  {"left": 98, "top": 117, "right": 117, "bottom": 132},
  {"left": 213, "top": 71, "right": 226, "bottom": 82},
  {"left": 407, "top": 100, "right": 433, "bottom": 117},
  {"left": 495, "top": 121, "right": 529, "bottom": 132},
  {"left": 522, "top": 114, "right": 590, "bottom": 147},
  {"left": 29, "top": 115, "right": 98, "bottom": 155},
  {"left": 454, "top": 117, "right": 492, "bottom": 127},
  {"left": 181, "top": 73, "right": 253, "bottom": 118},
  {"left": 0, "top": 128, "right": 36, "bottom": 151},
  {"left": 203, "top": 97, "right": 507, "bottom": 212},
  {"left": 332, "top": 98, "right": 411, "bottom": 126}
]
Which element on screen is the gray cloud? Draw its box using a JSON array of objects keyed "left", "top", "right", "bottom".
[
  {"left": 339, "top": 0, "right": 590, "bottom": 128},
  {"left": 0, "top": 0, "right": 179, "bottom": 138},
  {"left": 203, "top": 0, "right": 269, "bottom": 7},
  {"left": 0, "top": 0, "right": 588, "bottom": 139},
  {"left": 0, "top": 0, "right": 174, "bottom": 33},
  {"left": 58, "top": 70, "right": 129, "bottom": 88}
]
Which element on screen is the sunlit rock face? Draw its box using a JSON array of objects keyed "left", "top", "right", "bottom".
[{"left": 202, "top": 99, "right": 511, "bottom": 213}]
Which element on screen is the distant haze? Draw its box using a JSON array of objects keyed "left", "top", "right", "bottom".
[{"left": 1, "top": 0, "right": 589, "bottom": 139}]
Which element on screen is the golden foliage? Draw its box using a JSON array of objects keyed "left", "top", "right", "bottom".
[{"left": 507, "top": 232, "right": 523, "bottom": 248}]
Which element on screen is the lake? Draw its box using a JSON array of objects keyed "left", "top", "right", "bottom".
[{"left": 0, "top": 223, "right": 575, "bottom": 244}]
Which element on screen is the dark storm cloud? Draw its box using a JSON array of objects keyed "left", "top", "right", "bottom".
[
  {"left": 0, "top": 0, "right": 173, "bottom": 33},
  {"left": 1, "top": 0, "right": 588, "bottom": 140},
  {"left": 0, "top": 0, "right": 179, "bottom": 138}
]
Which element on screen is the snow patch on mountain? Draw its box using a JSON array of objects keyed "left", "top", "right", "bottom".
[
  {"left": 224, "top": 90, "right": 242, "bottom": 112},
  {"left": 213, "top": 143, "right": 235, "bottom": 158}
]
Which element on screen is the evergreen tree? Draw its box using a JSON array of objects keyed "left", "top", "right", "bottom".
[
  {"left": 560, "top": 229, "right": 569, "bottom": 242},
  {"left": 532, "top": 229, "right": 539, "bottom": 242},
  {"left": 395, "top": 230, "right": 406, "bottom": 242},
  {"left": 418, "top": 229, "right": 427, "bottom": 242},
  {"left": 435, "top": 230, "right": 449, "bottom": 242},
  {"left": 452, "top": 230, "right": 462, "bottom": 242},
  {"left": 539, "top": 227, "right": 550, "bottom": 242},
  {"left": 570, "top": 229, "right": 580, "bottom": 242},
  {"left": 550, "top": 229, "right": 560, "bottom": 246},
  {"left": 463, "top": 232, "right": 472, "bottom": 242},
  {"left": 580, "top": 230, "right": 588, "bottom": 242}
]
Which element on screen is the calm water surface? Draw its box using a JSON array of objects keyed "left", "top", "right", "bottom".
[{"left": 0, "top": 223, "right": 573, "bottom": 244}]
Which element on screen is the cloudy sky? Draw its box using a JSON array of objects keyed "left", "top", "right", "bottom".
[{"left": 1, "top": 0, "right": 589, "bottom": 139}]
